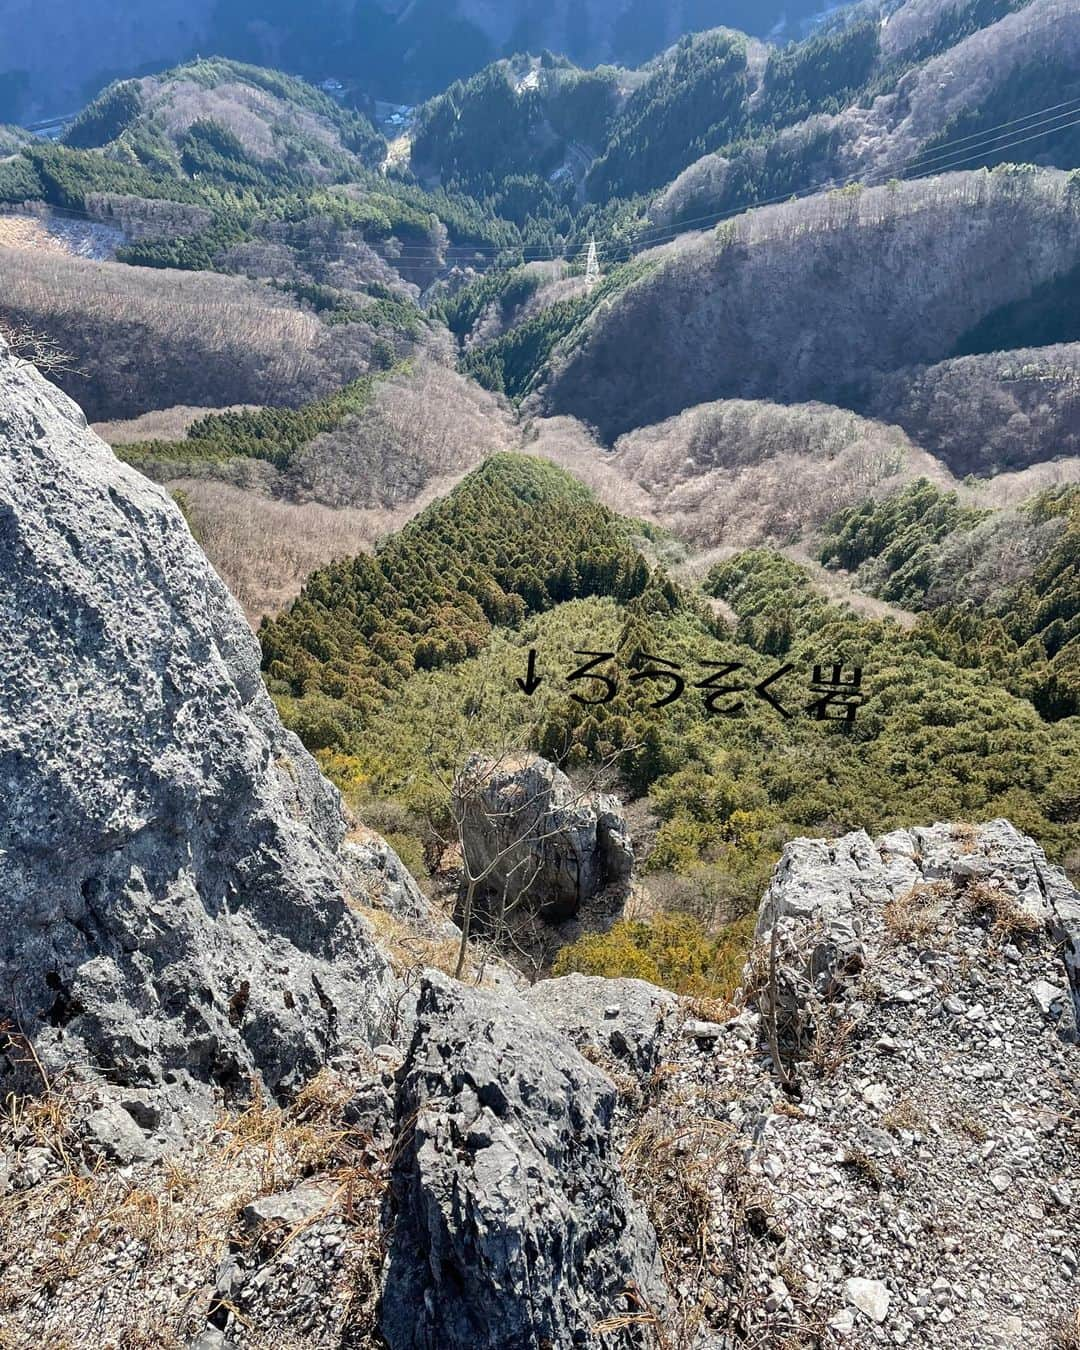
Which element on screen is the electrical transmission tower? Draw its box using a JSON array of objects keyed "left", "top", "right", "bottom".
[{"left": 584, "top": 238, "right": 600, "bottom": 291}]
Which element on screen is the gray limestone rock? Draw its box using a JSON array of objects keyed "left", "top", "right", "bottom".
[
  {"left": 240, "top": 1182, "right": 337, "bottom": 1234},
  {"left": 381, "top": 971, "right": 668, "bottom": 1349},
  {"left": 80, "top": 1101, "right": 153, "bottom": 1166},
  {"left": 453, "top": 753, "right": 634, "bottom": 923},
  {"left": 751, "top": 820, "right": 1080, "bottom": 1052},
  {"left": 342, "top": 833, "right": 432, "bottom": 925},
  {"left": 0, "top": 346, "right": 400, "bottom": 1122},
  {"left": 525, "top": 971, "right": 678, "bottom": 1079}
]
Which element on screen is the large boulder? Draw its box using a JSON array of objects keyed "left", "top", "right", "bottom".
[
  {"left": 752, "top": 820, "right": 1080, "bottom": 1051},
  {"left": 0, "top": 345, "right": 399, "bottom": 1129},
  {"left": 454, "top": 753, "right": 634, "bottom": 923},
  {"left": 381, "top": 971, "right": 669, "bottom": 1349}
]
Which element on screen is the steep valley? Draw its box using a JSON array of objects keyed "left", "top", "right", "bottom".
[{"left": 1, "top": 1, "right": 1079, "bottom": 1345}]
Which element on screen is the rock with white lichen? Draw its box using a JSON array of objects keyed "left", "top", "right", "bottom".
[{"left": 0, "top": 342, "right": 401, "bottom": 1140}]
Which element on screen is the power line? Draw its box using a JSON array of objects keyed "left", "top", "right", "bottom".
[
  {"left": 900, "top": 94, "right": 1080, "bottom": 171},
  {"left": 904, "top": 103, "right": 1080, "bottom": 176},
  {"left": 3, "top": 90, "right": 1079, "bottom": 274},
  {"left": 586, "top": 108, "right": 1080, "bottom": 263},
  {"left": 561, "top": 91, "right": 1080, "bottom": 256}
]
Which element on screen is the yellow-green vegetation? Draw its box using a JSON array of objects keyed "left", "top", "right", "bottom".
[
  {"left": 553, "top": 912, "right": 756, "bottom": 1000},
  {"left": 823, "top": 483, "right": 1080, "bottom": 720},
  {"left": 260, "top": 456, "right": 1080, "bottom": 995}
]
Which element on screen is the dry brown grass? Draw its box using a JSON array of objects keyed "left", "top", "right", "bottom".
[
  {"left": 883, "top": 880, "right": 953, "bottom": 944},
  {"left": 961, "top": 879, "right": 1043, "bottom": 944},
  {"left": 808, "top": 1004, "right": 857, "bottom": 1078},
  {"left": 0, "top": 1063, "right": 391, "bottom": 1347},
  {"left": 362, "top": 904, "right": 463, "bottom": 981},
  {"left": 882, "top": 1096, "right": 926, "bottom": 1134},
  {"left": 950, "top": 1111, "right": 989, "bottom": 1142},
  {"left": 621, "top": 1116, "right": 732, "bottom": 1346},
  {"left": 838, "top": 1145, "right": 883, "bottom": 1191},
  {"left": 687, "top": 993, "right": 739, "bottom": 1024},
  {"left": 1052, "top": 1308, "right": 1080, "bottom": 1350}
]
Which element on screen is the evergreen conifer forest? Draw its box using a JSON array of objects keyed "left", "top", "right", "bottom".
[{"left": 1, "top": 4, "right": 1079, "bottom": 1342}]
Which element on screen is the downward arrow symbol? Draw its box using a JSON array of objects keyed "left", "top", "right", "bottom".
[{"left": 516, "top": 648, "right": 543, "bottom": 696}]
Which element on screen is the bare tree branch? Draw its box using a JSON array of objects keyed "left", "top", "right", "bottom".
[{"left": 0, "top": 319, "right": 78, "bottom": 375}]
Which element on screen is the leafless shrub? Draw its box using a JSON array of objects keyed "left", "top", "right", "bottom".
[
  {"left": 439, "top": 742, "right": 635, "bottom": 981},
  {"left": 0, "top": 317, "right": 77, "bottom": 374}
]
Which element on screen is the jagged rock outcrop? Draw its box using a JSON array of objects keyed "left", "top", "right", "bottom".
[
  {"left": 454, "top": 753, "right": 634, "bottom": 923},
  {"left": 638, "top": 819, "right": 1080, "bottom": 1347},
  {"left": 0, "top": 344, "right": 401, "bottom": 1139},
  {"left": 381, "top": 971, "right": 669, "bottom": 1350},
  {"left": 755, "top": 820, "right": 1080, "bottom": 1048}
]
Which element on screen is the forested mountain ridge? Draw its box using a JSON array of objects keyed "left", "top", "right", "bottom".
[
  {"left": 406, "top": 0, "right": 1072, "bottom": 229},
  {"left": 3, "top": 0, "right": 844, "bottom": 125},
  {"left": 61, "top": 58, "right": 386, "bottom": 174},
  {"left": 261, "top": 454, "right": 1080, "bottom": 954}
]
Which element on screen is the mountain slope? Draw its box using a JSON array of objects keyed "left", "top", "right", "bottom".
[
  {"left": 259, "top": 455, "right": 1080, "bottom": 953},
  {"left": 62, "top": 58, "right": 385, "bottom": 174},
  {"left": 539, "top": 168, "right": 1080, "bottom": 441},
  {"left": 646, "top": 0, "right": 1078, "bottom": 228},
  {"left": 866, "top": 342, "right": 1080, "bottom": 475}
]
